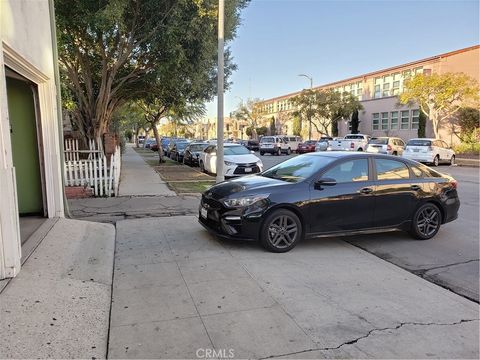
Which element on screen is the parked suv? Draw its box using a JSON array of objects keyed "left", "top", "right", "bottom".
[
  {"left": 366, "top": 137, "right": 405, "bottom": 156},
  {"left": 259, "top": 136, "right": 291, "bottom": 155},
  {"left": 402, "top": 138, "right": 455, "bottom": 166},
  {"left": 283, "top": 135, "right": 302, "bottom": 153}
]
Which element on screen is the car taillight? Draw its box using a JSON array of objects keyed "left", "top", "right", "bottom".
[{"left": 350, "top": 142, "right": 354, "bottom": 149}]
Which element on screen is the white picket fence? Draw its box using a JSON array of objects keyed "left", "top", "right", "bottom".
[{"left": 64, "top": 139, "right": 121, "bottom": 197}]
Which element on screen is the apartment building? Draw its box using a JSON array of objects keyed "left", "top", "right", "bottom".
[
  {"left": 194, "top": 117, "right": 249, "bottom": 140},
  {"left": 256, "top": 45, "right": 479, "bottom": 143}
]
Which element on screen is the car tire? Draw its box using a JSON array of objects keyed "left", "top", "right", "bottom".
[
  {"left": 176, "top": 154, "right": 179, "bottom": 162},
  {"left": 392, "top": 151, "right": 398, "bottom": 156},
  {"left": 276, "top": 148, "right": 282, "bottom": 156},
  {"left": 433, "top": 155, "right": 439, "bottom": 167},
  {"left": 410, "top": 203, "right": 442, "bottom": 240},
  {"left": 200, "top": 161, "right": 206, "bottom": 173},
  {"left": 357, "top": 148, "right": 363, "bottom": 152},
  {"left": 260, "top": 151, "right": 265, "bottom": 156},
  {"left": 260, "top": 209, "right": 302, "bottom": 253},
  {"left": 286, "top": 147, "right": 291, "bottom": 155},
  {"left": 450, "top": 155, "right": 455, "bottom": 165}
]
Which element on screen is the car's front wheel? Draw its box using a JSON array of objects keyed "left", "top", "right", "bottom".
[
  {"left": 410, "top": 203, "right": 441, "bottom": 240},
  {"left": 260, "top": 209, "right": 302, "bottom": 252},
  {"left": 276, "top": 147, "right": 282, "bottom": 156}
]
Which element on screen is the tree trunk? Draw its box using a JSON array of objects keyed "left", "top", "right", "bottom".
[
  {"left": 152, "top": 124, "right": 164, "bottom": 164},
  {"left": 135, "top": 127, "right": 140, "bottom": 148}
]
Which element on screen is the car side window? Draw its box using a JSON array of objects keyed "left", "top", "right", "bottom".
[
  {"left": 323, "top": 159, "right": 369, "bottom": 183},
  {"left": 375, "top": 159, "right": 410, "bottom": 180},
  {"left": 441, "top": 141, "right": 449, "bottom": 149},
  {"left": 410, "top": 165, "right": 425, "bottom": 178}
]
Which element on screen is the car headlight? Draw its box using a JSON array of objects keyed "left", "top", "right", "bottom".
[
  {"left": 223, "top": 194, "right": 269, "bottom": 208},
  {"left": 224, "top": 160, "right": 236, "bottom": 166}
]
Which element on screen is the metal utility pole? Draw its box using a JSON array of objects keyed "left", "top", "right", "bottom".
[
  {"left": 298, "top": 74, "right": 313, "bottom": 140},
  {"left": 216, "top": 0, "right": 225, "bottom": 183}
]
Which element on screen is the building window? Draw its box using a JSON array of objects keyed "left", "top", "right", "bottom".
[
  {"left": 392, "top": 81, "right": 400, "bottom": 95},
  {"left": 372, "top": 113, "right": 380, "bottom": 130},
  {"left": 401, "top": 110, "right": 410, "bottom": 129},
  {"left": 411, "top": 109, "right": 420, "bottom": 129},
  {"left": 391, "top": 111, "right": 398, "bottom": 130},
  {"left": 374, "top": 85, "right": 381, "bottom": 98},
  {"left": 381, "top": 112, "right": 389, "bottom": 130},
  {"left": 382, "top": 83, "right": 390, "bottom": 97}
]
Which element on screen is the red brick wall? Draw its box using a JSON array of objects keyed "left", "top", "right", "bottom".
[{"left": 65, "top": 186, "right": 94, "bottom": 199}]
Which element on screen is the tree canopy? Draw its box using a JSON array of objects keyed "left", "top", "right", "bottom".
[
  {"left": 399, "top": 73, "right": 479, "bottom": 139},
  {"left": 56, "top": 0, "right": 249, "bottom": 143}
]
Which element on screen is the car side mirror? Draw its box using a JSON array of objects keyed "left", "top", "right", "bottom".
[{"left": 314, "top": 178, "right": 337, "bottom": 190}]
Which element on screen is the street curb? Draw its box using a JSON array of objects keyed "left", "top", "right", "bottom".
[{"left": 456, "top": 158, "right": 479, "bottom": 167}]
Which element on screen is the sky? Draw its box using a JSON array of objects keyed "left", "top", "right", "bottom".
[{"left": 205, "top": 0, "right": 480, "bottom": 118}]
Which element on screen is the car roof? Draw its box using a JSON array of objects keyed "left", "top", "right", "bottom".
[{"left": 408, "top": 138, "right": 436, "bottom": 141}]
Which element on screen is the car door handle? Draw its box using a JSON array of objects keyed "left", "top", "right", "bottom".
[
  {"left": 411, "top": 185, "right": 421, "bottom": 191},
  {"left": 359, "top": 187, "right": 373, "bottom": 194}
]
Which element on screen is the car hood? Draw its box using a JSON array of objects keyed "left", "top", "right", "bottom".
[
  {"left": 205, "top": 175, "right": 288, "bottom": 200},
  {"left": 224, "top": 154, "right": 260, "bottom": 164}
]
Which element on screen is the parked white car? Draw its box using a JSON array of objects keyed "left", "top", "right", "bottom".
[
  {"left": 259, "top": 136, "right": 291, "bottom": 155},
  {"left": 366, "top": 137, "right": 406, "bottom": 156},
  {"left": 199, "top": 143, "right": 263, "bottom": 177},
  {"left": 315, "top": 136, "right": 333, "bottom": 151},
  {"left": 402, "top": 138, "right": 455, "bottom": 166},
  {"left": 325, "top": 137, "right": 344, "bottom": 151},
  {"left": 339, "top": 134, "right": 371, "bottom": 151},
  {"left": 282, "top": 135, "right": 302, "bottom": 152}
]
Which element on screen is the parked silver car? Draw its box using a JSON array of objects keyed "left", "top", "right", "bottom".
[{"left": 366, "top": 137, "right": 406, "bottom": 156}]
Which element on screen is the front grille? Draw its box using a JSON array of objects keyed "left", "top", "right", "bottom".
[
  {"left": 234, "top": 165, "right": 260, "bottom": 175},
  {"left": 202, "top": 195, "right": 223, "bottom": 210},
  {"left": 237, "top": 162, "right": 257, "bottom": 167}
]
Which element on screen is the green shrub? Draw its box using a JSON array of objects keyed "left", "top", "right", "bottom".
[{"left": 453, "top": 141, "right": 480, "bottom": 154}]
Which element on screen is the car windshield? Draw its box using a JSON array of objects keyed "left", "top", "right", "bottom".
[
  {"left": 260, "top": 137, "right": 274, "bottom": 143},
  {"left": 345, "top": 135, "right": 364, "bottom": 140},
  {"left": 369, "top": 138, "right": 388, "bottom": 145},
  {"left": 407, "top": 139, "right": 432, "bottom": 146},
  {"left": 189, "top": 144, "right": 207, "bottom": 151},
  {"left": 224, "top": 146, "right": 250, "bottom": 155},
  {"left": 261, "top": 155, "right": 334, "bottom": 183},
  {"left": 177, "top": 143, "right": 188, "bottom": 150}
]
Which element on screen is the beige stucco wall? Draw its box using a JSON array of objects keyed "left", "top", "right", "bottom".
[{"left": 0, "top": 0, "right": 64, "bottom": 279}]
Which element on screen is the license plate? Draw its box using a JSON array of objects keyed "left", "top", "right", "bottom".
[
  {"left": 244, "top": 167, "right": 252, "bottom": 173},
  {"left": 200, "top": 207, "right": 208, "bottom": 219}
]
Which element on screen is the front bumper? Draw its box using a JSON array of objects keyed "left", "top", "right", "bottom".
[
  {"left": 198, "top": 196, "right": 263, "bottom": 241},
  {"left": 224, "top": 163, "right": 262, "bottom": 177}
]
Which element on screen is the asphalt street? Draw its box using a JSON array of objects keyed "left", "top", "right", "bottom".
[{"left": 257, "top": 151, "right": 480, "bottom": 302}]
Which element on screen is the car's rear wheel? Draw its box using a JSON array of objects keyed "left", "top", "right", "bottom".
[
  {"left": 357, "top": 147, "right": 363, "bottom": 152},
  {"left": 260, "top": 209, "right": 302, "bottom": 252},
  {"left": 410, "top": 203, "right": 441, "bottom": 240},
  {"left": 276, "top": 147, "right": 282, "bottom": 156},
  {"left": 392, "top": 151, "right": 398, "bottom": 156},
  {"left": 260, "top": 151, "right": 264, "bottom": 156},
  {"left": 433, "top": 155, "right": 439, "bottom": 167},
  {"left": 286, "top": 147, "right": 291, "bottom": 155},
  {"left": 450, "top": 155, "right": 455, "bottom": 165}
]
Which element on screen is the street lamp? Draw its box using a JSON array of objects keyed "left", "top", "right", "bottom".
[
  {"left": 298, "top": 74, "right": 313, "bottom": 140},
  {"left": 216, "top": 0, "right": 225, "bottom": 183}
]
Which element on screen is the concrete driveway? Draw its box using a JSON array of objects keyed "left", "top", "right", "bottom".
[{"left": 109, "top": 216, "right": 479, "bottom": 359}]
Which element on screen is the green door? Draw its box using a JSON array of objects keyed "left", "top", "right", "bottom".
[{"left": 6, "top": 76, "right": 44, "bottom": 215}]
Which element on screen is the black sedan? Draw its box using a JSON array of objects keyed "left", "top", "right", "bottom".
[
  {"left": 183, "top": 142, "right": 208, "bottom": 166},
  {"left": 199, "top": 152, "right": 459, "bottom": 252}
]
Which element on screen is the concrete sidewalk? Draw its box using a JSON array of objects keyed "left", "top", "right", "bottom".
[
  {"left": 118, "top": 145, "right": 175, "bottom": 196},
  {"left": 109, "top": 216, "right": 479, "bottom": 359},
  {"left": 0, "top": 218, "right": 115, "bottom": 359}
]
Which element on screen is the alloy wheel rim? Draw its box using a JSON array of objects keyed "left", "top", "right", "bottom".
[
  {"left": 417, "top": 207, "right": 440, "bottom": 237},
  {"left": 268, "top": 215, "right": 298, "bottom": 248}
]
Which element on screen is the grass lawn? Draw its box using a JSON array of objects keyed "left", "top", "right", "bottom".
[{"left": 167, "top": 181, "right": 215, "bottom": 194}]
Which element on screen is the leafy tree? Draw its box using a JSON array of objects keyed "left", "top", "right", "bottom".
[
  {"left": 292, "top": 115, "right": 302, "bottom": 136},
  {"left": 56, "top": 0, "right": 249, "bottom": 147},
  {"left": 454, "top": 107, "right": 480, "bottom": 150},
  {"left": 245, "top": 126, "right": 253, "bottom": 138},
  {"left": 350, "top": 109, "right": 360, "bottom": 134},
  {"left": 291, "top": 89, "right": 363, "bottom": 137},
  {"left": 232, "top": 98, "right": 264, "bottom": 139},
  {"left": 269, "top": 117, "right": 276, "bottom": 135},
  {"left": 400, "top": 73, "right": 479, "bottom": 139},
  {"left": 418, "top": 110, "right": 427, "bottom": 138},
  {"left": 256, "top": 126, "right": 268, "bottom": 137}
]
